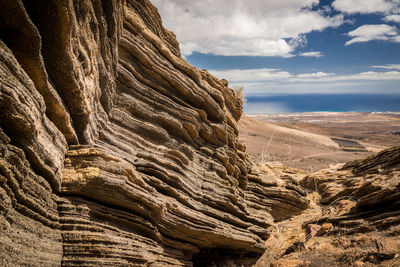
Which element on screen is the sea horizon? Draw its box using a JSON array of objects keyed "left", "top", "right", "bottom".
[{"left": 243, "top": 93, "right": 400, "bottom": 114}]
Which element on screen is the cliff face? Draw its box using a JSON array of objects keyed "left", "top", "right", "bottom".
[
  {"left": 1, "top": 1, "right": 399, "bottom": 266},
  {"left": 0, "top": 0, "right": 309, "bottom": 266}
]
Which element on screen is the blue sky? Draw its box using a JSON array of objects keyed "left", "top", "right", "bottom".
[{"left": 152, "top": 0, "right": 400, "bottom": 94}]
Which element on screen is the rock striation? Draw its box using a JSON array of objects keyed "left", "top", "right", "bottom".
[
  {"left": 302, "top": 146, "right": 400, "bottom": 233},
  {"left": 253, "top": 147, "right": 400, "bottom": 266},
  {"left": 0, "top": 0, "right": 309, "bottom": 266},
  {"left": 2, "top": 0, "right": 398, "bottom": 266}
]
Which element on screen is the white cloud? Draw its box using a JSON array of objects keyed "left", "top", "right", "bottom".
[
  {"left": 152, "top": 0, "right": 345, "bottom": 57},
  {"left": 214, "top": 68, "right": 400, "bottom": 93},
  {"left": 373, "top": 64, "right": 400, "bottom": 69},
  {"left": 345, "top": 24, "right": 400, "bottom": 45},
  {"left": 299, "top": 51, "right": 324, "bottom": 57},
  {"left": 209, "top": 68, "right": 400, "bottom": 85},
  {"left": 293, "top": 71, "right": 400, "bottom": 82},
  {"left": 209, "top": 68, "right": 292, "bottom": 82},
  {"left": 296, "top": 72, "right": 333, "bottom": 78},
  {"left": 332, "top": 0, "right": 398, "bottom": 14},
  {"left": 181, "top": 38, "right": 295, "bottom": 57},
  {"left": 347, "top": 71, "right": 400, "bottom": 80},
  {"left": 385, "top": 15, "right": 400, "bottom": 22}
]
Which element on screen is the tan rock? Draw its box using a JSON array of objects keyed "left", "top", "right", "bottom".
[
  {"left": 0, "top": 0, "right": 309, "bottom": 265},
  {"left": 270, "top": 258, "right": 310, "bottom": 267},
  {"left": 306, "top": 224, "right": 322, "bottom": 241},
  {"left": 317, "top": 223, "right": 333, "bottom": 236},
  {"left": 301, "top": 146, "right": 400, "bottom": 235},
  {"left": 1, "top": 0, "right": 400, "bottom": 266},
  {"left": 353, "top": 260, "right": 365, "bottom": 267}
]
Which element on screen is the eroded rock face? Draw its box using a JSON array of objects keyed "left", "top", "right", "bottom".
[
  {"left": 302, "top": 146, "right": 400, "bottom": 232},
  {"left": 0, "top": 0, "right": 309, "bottom": 265},
  {"left": 253, "top": 147, "right": 400, "bottom": 266},
  {"left": 299, "top": 148, "right": 400, "bottom": 266}
]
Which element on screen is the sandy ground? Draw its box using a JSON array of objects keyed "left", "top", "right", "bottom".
[{"left": 238, "top": 112, "right": 400, "bottom": 171}]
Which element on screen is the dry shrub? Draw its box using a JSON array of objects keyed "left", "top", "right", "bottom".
[{"left": 233, "top": 86, "right": 246, "bottom": 104}]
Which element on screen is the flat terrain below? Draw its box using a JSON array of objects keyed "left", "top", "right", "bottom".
[{"left": 238, "top": 112, "right": 400, "bottom": 171}]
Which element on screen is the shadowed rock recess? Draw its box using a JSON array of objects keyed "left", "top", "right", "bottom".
[{"left": 0, "top": 0, "right": 309, "bottom": 266}]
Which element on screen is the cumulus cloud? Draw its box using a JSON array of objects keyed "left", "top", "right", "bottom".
[
  {"left": 296, "top": 72, "right": 333, "bottom": 78},
  {"left": 299, "top": 51, "right": 324, "bottom": 57},
  {"left": 373, "top": 64, "right": 400, "bottom": 69},
  {"left": 152, "top": 0, "right": 344, "bottom": 57},
  {"left": 384, "top": 14, "right": 400, "bottom": 22},
  {"left": 209, "top": 68, "right": 400, "bottom": 84},
  {"left": 332, "top": 0, "right": 397, "bottom": 14},
  {"left": 345, "top": 24, "right": 400, "bottom": 45},
  {"left": 292, "top": 71, "right": 400, "bottom": 82},
  {"left": 332, "top": 0, "right": 400, "bottom": 47},
  {"left": 209, "top": 68, "right": 292, "bottom": 82},
  {"left": 209, "top": 68, "right": 400, "bottom": 94}
]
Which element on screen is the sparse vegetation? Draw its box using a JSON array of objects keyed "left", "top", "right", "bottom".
[
  {"left": 260, "top": 129, "right": 277, "bottom": 165},
  {"left": 233, "top": 85, "right": 246, "bottom": 104}
]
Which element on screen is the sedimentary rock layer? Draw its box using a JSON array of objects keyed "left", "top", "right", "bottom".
[
  {"left": 301, "top": 146, "right": 400, "bottom": 234},
  {"left": 252, "top": 148, "right": 400, "bottom": 267},
  {"left": 0, "top": 0, "right": 309, "bottom": 265}
]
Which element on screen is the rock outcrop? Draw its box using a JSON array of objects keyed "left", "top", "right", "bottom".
[
  {"left": 2, "top": 0, "right": 398, "bottom": 266},
  {"left": 253, "top": 147, "right": 400, "bottom": 266},
  {"left": 302, "top": 146, "right": 400, "bottom": 233},
  {"left": 299, "top": 148, "right": 400, "bottom": 266},
  {"left": 0, "top": 0, "right": 309, "bottom": 266}
]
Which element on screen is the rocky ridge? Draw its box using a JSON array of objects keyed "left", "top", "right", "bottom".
[
  {"left": 0, "top": 0, "right": 308, "bottom": 266},
  {"left": 254, "top": 147, "right": 400, "bottom": 266},
  {"left": 1, "top": 0, "right": 399, "bottom": 266}
]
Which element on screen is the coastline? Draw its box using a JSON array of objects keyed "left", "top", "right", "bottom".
[
  {"left": 243, "top": 93, "right": 400, "bottom": 114},
  {"left": 245, "top": 111, "right": 400, "bottom": 116}
]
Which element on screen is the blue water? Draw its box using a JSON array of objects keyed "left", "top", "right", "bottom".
[{"left": 244, "top": 94, "right": 400, "bottom": 114}]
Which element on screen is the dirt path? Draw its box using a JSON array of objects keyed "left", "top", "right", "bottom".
[
  {"left": 291, "top": 151, "right": 347, "bottom": 162},
  {"left": 254, "top": 185, "right": 323, "bottom": 266}
]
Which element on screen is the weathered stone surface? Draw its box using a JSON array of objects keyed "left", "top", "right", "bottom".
[
  {"left": 0, "top": 0, "right": 309, "bottom": 265},
  {"left": 0, "top": 35, "right": 66, "bottom": 266},
  {"left": 1, "top": 1, "right": 398, "bottom": 264},
  {"left": 274, "top": 146, "right": 400, "bottom": 267},
  {"left": 0, "top": 129, "right": 62, "bottom": 266},
  {"left": 246, "top": 164, "right": 310, "bottom": 223},
  {"left": 301, "top": 147, "right": 400, "bottom": 233},
  {"left": 342, "top": 146, "right": 400, "bottom": 175},
  {"left": 253, "top": 147, "right": 400, "bottom": 266}
]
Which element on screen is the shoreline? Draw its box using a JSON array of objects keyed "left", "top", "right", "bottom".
[
  {"left": 245, "top": 111, "right": 400, "bottom": 116},
  {"left": 243, "top": 94, "right": 400, "bottom": 114}
]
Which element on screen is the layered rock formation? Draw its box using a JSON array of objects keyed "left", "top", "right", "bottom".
[
  {"left": 0, "top": 0, "right": 309, "bottom": 266},
  {"left": 2, "top": 0, "right": 398, "bottom": 266},
  {"left": 253, "top": 147, "right": 400, "bottom": 266},
  {"left": 298, "top": 148, "right": 400, "bottom": 266},
  {"left": 302, "top": 146, "right": 400, "bottom": 233}
]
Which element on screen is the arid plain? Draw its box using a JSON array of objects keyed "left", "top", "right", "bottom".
[{"left": 239, "top": 112, "right": 400, "bottom": 170}]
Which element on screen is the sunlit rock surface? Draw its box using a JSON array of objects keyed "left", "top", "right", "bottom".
[
  {"left": 302, "top": 146, "right": 400, "bottom": 233},
  {"left": 0, "top": 0, "right": 309, "bottom": 265},
  {"left": 253, "top": 148, "right": 400, "bottom": 266},
  {"left": 1, "top": 1, "right": 399, "bottom": 266}
]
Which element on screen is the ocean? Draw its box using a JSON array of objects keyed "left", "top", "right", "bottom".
[{"left": 244, "top": 94, "right": 400, "bottom": 114}]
